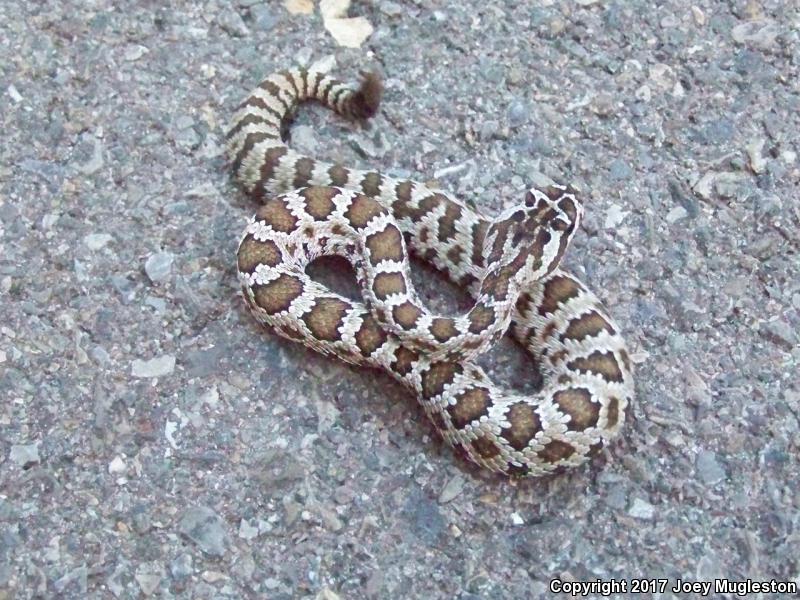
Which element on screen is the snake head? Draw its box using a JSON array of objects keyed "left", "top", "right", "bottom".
[
  {"left": 519, "top": 184, "right": 583, "bottom": 279},
  {"left": 524, "top": 184, "right": 583, "bottom": 239},
  {"left": 482, "top": 184, "right": 583, "bottom": 291}
]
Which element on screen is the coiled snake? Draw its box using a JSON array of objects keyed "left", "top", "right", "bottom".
[{"left": 227, "top": 67, "right": 634, "bottom": 477}]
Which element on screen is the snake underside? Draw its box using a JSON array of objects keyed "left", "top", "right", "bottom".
[{"left": 226, "top": 67, "right": 635, "bottom": 477}]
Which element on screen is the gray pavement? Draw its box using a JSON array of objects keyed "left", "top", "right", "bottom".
[{"left": 1, "top": 1, "right": 798, "bottom": 598}]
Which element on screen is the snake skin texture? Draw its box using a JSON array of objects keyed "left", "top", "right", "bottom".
[{"left": 227, "top": 67, "right": 635, "bottom": 477}]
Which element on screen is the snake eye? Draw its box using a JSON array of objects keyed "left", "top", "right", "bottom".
[{"left": 557, "top": 197, "right": 578, "bottom": 221}]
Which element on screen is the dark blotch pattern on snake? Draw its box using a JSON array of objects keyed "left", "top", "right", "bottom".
[{"left": 227, "top": 67, "right": 634, "bottom": 477}]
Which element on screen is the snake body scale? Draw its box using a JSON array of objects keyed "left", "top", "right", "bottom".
[{"left": 227, "top": 67, "right": 634, "bottom": 477}]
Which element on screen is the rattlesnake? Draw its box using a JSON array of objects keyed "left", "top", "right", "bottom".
[{"left": 226, "top": 67, "right": 634, "bottom": 477}]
